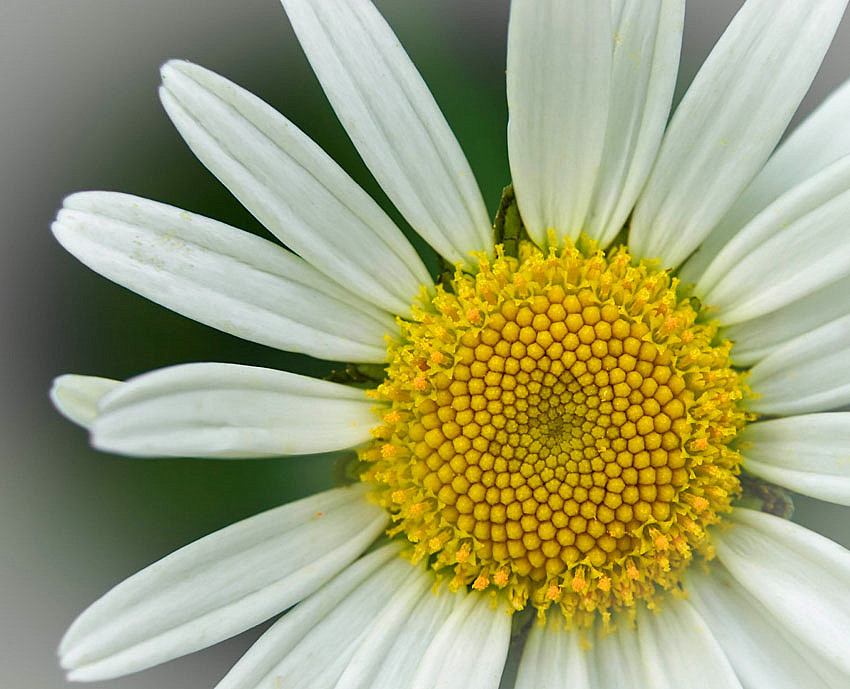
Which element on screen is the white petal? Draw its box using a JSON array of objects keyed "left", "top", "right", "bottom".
[
  {"left": 89, "top": 362, "right": 381, "bottom": 458},
  {"left": 724, "top": 272, "right": 850, "bottom": 366},
  {"left": 409, "top": 591, "right": 511, "bottom": 689},
  {"left": 215, "top": 548, "right": 420, "bottom": 689},
  {"left": 49, "top": 374, "right": 119, "bottom": 428},
  {"left": 61, "top": 485, "right": 387, "bottom": 682},
  {"left": 629, "top": 0, "right": 847, "bottom": 267},
  {"left": 585, "top": 1, "right": 685, "bottom": 247},
  {"left": 159, "top": 60, "right": 431, "bottom": 315},
  {"left": 53, "top": 192, "right": 396, "bottom": 362},
  {"left": 635, "top": 600, "right": 742, "bottom": 689},
  {"left": 738, "top": 413, "right": 850, "bottom": 506},
  {"left": 515, "top": 614, "right": 589, "bottom": 689},
  {"left": 507, "top": 0, "right": 612, "bottom": 247},
  {"left": 586, "top": 615, "right": 644, "bottom": 688},
  {"left": 747, "top": 314, "right": 850, "bottom": 415},
  {"left": 714, "top": 508, "right": 850, "bottom": 676},
  {"left": 699, "top": 156, "right": 850, "bottom": 324},
  {"left": 682, "top": 76, "right": 850, "bottom": 285},
  {"left": 280, "top": 0, "right": 491, "bottom": 265},
  {"left": 687, "top": 565, "right": 848, "bottom": 689}
]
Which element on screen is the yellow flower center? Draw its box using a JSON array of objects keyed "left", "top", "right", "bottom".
[{"left": 361, "top": 239, "right": 748, "bottom": 625}]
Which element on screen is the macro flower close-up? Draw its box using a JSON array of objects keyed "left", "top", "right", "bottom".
[{"left": 31, "top": 0, "right": 850, "bottom": 687}]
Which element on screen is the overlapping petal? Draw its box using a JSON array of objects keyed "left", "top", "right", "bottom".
[
  {"left": 714, "top": 509, "right": 850, "bottom": 676},
  {"left": 69, "top": 362, "right": 381, "bottom": 458},
  {"left": 630, "top": 0, "right": 847, "bottom": 267},
  {"left": 737, "top": 413, "right": 850, "bottom": 506},
  {"left": 515, "top": 614, "right": 588, "bottom": 689},
  {"left": 507, "top": 0, "right": 612, "bottom": 246},
  {"left": 280, "top": 0, "right": 492, "bottom": 266},
  {"left": 159, "top": 60, "right": 431, "bottom": 315},
  {"left": 52, "top": 192, "right": 396, "bottom": 362},
  {"left": 60, "top": 485, "right": 388, "bottom": 682}
]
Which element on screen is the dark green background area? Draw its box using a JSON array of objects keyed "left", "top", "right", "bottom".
[{"left": 2, "top": 2, "right": 849, "bottom": 687}]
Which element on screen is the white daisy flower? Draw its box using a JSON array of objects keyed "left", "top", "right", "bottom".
[{"left": 50, "top": 0, "right": 850, "bottom": 687}]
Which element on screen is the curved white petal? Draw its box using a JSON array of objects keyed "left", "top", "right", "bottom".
[
  {"left": 635, "top": 600, "right": 742, "bottom": 689},
  {"left": 724, "top": 272, "right": 850, "bottom": 366},
  {"left": 88, "top": 362, "right": 381, "bottom": 458},
  {"left": 215, "top": 547, "right": 423, "bottom": 689},
  {"left": 699, "top": 158, "right": 850, "bottom": 324},
  {"left": 586, "top": 615, "right": 644, "bottom": 688},
  {"left": 714, "top": 508, "right": 850, "bottom": 676},
  {"left": 159, "top": 60, "right": 431, "bottom": 315},
  {"left": 50, "top": 374, "right": 120, "bottom": 428},
  {"left": 280, "top": 0, "right": 491, "bottom": 265},
  {"left": 60, "top": 485, "right": 388, "bottom": 682},
  {"left": 53, "top": 192, "right": 396, "bottom": 362},
  {"left": 747, "top": 314, "right": 850, "bottom": 415},
  {"left": 738, "top": 413, "right": 850, "bottom": 506},
  {"left": 409, "top": 591, "right": 511, "bottom": 689},
  {"left": 515, "top": 614, "right": 589, "bottom": 689},
  {"left": 630, "top": 0, "right": 847, "bottom": 267},
  {"left": 586, "top": 0, "right": 684, "bottom": 247},
  {"left": 687, "top": 565, "right": 848, "bottom": 689},
  {"left": 682, "top": 76, "right": 850, "bottom": 285},
  {"left": 507, "top": 0, "right": 612, "bottom": 247}
]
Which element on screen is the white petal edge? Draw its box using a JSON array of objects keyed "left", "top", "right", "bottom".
[
  {"left": 687, "top": 565, "right": 848, "bottom": 689},
  {"left": 214, "top": 547, "right": 422, "bottom": 689},
  {"left": 515, "top": 614, "right": 589, "bottom": 689},
  {"left": 86, "top": 362, "right": 382, "bottom": 458},
  {"left": 585, "top": 1, "right": 684, "bottom": 247},
  {"left": 280, "top": 0, "right": 492, "bottom": 266},
  {"left": 408, "top": 591, "right": 511, "bottom": 689},
  {"left": 507, "top": 0, "right": 612, "bottom": 247},
  {"left": 682, "top": 76, "right": 850, "bottom": 285},
  {"left": 53, "top": 192, "right": 397, "bottom": 363},
  {"left": 50, "top": 374, "right": 119, "bottom": 428},
  {"left": 159, "top": 60, "right": 431, "bottom": 315},
  {"left": 724, "top": 272, "right": 850, "bottom": 366},
  {"left": 714, "top": 508, "right": 850, "bottom": 676},
  {"left": 61, "top": 485, "right": 388, "bottom": 681},
  {"left": 698, "top": 156, "right": 850, "bottom": 324},
  {"left": 746, "top": 314, "right": 850, "bottom": 415},
  {"left": 738, "top": 413, "right": 850, "bottom": 506},
  {"left": 635, "top": 599, "right": 742, "bottom": 689},
  {"left": 629, "top": 0, "right": 847, "bottom": 267}
]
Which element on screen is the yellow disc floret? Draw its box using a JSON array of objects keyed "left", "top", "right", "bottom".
[{"left": 360, "top": 239, "right": 748, "bottom": 626}]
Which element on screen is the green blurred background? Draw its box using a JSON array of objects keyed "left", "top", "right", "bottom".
[{"left": 1, "top": 1, "right": 849, "bottom": 687}]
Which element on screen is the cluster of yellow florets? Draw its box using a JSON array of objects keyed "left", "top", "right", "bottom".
[{"left": 360, "top": 239, "right": 749, "bottom": 626}]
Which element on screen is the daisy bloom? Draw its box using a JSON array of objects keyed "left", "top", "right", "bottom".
[{"left": 51, "top": 0, "right": 850, "bottom": 687}]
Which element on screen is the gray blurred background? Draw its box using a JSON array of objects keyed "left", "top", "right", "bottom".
[{"left": 2, "top": 1, "right": 849, "bottom": 687}]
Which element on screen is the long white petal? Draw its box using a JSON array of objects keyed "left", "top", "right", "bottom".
[
  {"left": 586, "top": 615, "right": 644, "bottom": 688},
  {"left": 699, "top": 157, "right": 850, "bottom": 324},
  {"left": 280, "top": 0, "right": 491, "bottom": 265},
  {"left": 53, "top": 192, "right": 396, "bottom": 362},
  {"left": 724, "top": 272, "right": 850, "bottom": 366},
  {"left": 50, "top": 374, "right": 120, "bottom": 428},
  {"left": 159, "top": 60, "right": 431, "bottom": 315},
  {"left": 682, "top": 76, "right": 850, "bottom": 285},
  {"left": 629, "top": 0, "right": 847, "bottom": 267},
  {"left": 61, "top": 485, "right": 387, "bottom": 682},
  {"left": 714, "top": 508, "right": 850, "bottom": 676},
  {"left": 585, "top": 1, "right": 684, "bottom": 247},
  {"left": 687, "top": 565, "right": 848, "bottom": 689},
  {"left": 747, "top": 314, "right": 850, "bottom": 415},
  {"left": 737, "top": 413, "right": 850, "bottom": 506},
  {"left": 507, "top": 0, "right": 612, "bottom": 247},
  {"left": 409, "top": 591, "right": 511, "bottom": 689},
  {"left": 515, "top": 614, "right": 589, "bottom": 689},
  {"left": 636, "top": 600, "right": 742, "bottom": 689},
  {"left": 88, "top": 362, "right": 381, "bottom": 458},
  {"left": 215, "top": 548, "right": 421, "bottom": 689}
]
